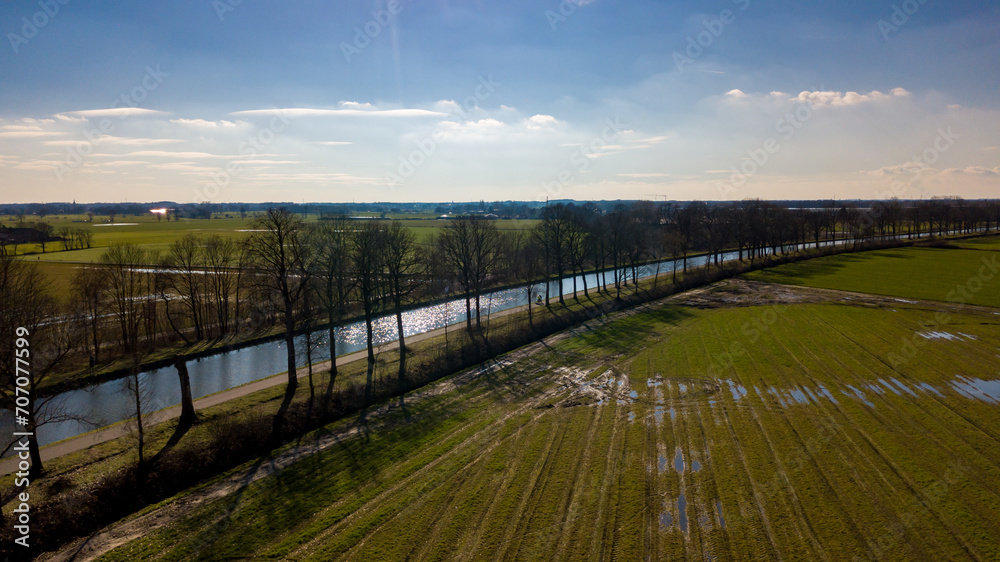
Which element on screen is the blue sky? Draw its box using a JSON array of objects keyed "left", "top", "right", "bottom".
[{"left": 1, "top": 0, "right": 998, "bottom": 203}]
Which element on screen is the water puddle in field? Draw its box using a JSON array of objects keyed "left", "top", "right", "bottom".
[
  {"left": 728, "top": 381, "right": 748, "bottom": 401},
  {"left": 628, "top": 411, "right": 635, "bottom": 422},
  {"left": 951, "top": 377, "right": 1000, "bottom": 404},
  {"left": 674, "top": 448, "right": 685, "bottom": 473},
  {"left": 788, "top": 389, "right": 809, "bottom": 405},
  {"left": 915, "top": 382, "right": 945, "bottom": 397},
  {"left": 678, "top": 494, "right": 688, "bottom": 533},
  {"left": 890, "top": 378, "right": 918, "bottom": 397},
  {"left": 918, "top": 331, "right": 974, "bottom": 341},
  {"left": 845, "top": 385, "right": 875, "bottom": 407},
  {"left": 804, "top": 386, "right": 819, "bottom": 402},
  {"left": 658, "top": 455, "right": 668, "bottom": 473},
  {"left": 629, "top": 390, "right": 638, "bottom": 399},
  {"left": 669, "top": 408, "right": 676, "bottom": 421},
  {"left": 692, "top": 460, "right": 702, "bottom": 472},
  {"left": 659, "top": 504, "right": 673, "bottom": 528},
  {"left": 716, "top": 500, "right": 726, "bottom": 529},
  {"left": 654, "top": 406, "right": 665, "bottom": 423},
  {"left": 647, "top": 378, "right": 663, "bottom": 388}
]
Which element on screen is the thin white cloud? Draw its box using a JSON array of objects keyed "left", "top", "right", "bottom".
[
  {"left": 61, "top": 108, "right": 170, "bottom": 118},
  {"left": 618, "top": 173, "right": 671, "bottom": 178},
  {"left": 526, "top": 114, "right": 560, "bottom": 129},
  {"left": 149, "top": 162, "right": 219, "bottom": 173},
  {"left": 44, "top": 137, "right": 184, "bottom": 147},
  {"left": 791, "top": 88, "right": 910, "bottom": 107},
  {"left": 340, "top": 101, "right": 376, "bottom": 110},
  {"left": 170, "top": 118, "right": 243, "bottom": 128},
  {"left": 120, "top": 150, "right": 240, "bottom": 159},
  {"left": 230, "top": 107, "right": 446, "bottom": 118},
  {"left": 0, "top": 131, "right": 68, "bottom": 139},
  {"left": 941, "top": 166, "right": 1000, "bottom": 176},
  {"left": 101, "top": 160, "right": 153, "bottom": 167},
  {"left": 312, "top": 141, "right": 354, "bottom": 146}
]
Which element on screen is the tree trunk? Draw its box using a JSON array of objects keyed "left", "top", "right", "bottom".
[
  {"left": 326, "top": 323, "right": 338, "bottom": 400},
  {"left": 396, "top": 306, "right": 407, "bottom": 386},
  {"left": 175, "top": 356, "right": 196, "bottom": 427},
  {"left": 364, "top": 306, "right": 375, "bottom": 404}
]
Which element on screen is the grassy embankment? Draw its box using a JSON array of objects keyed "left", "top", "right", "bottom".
[{"left": 32, "top": 237, "right": 1000, "bottom": 560}]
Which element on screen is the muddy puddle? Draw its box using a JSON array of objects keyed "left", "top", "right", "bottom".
[
  {"left": 678, "top": 494, "right": 688, "bottom": 533},
  {"left": 653, "top": 406, "right": 665, "bottom": 423},
  {"left": 712, "top": 376, "right": 1000, "bottom": 410},
  {"left": 660, "top": 511, "right": 673, "bottom": 528},
  {"left": 674, "top": 448, "right": 685, "bottom": 473},
  {"left": 716, "top": 500, "right": 726, "bottom": 529},
  {"left": 951, "top": 377, "right": 1000, "bottom": 403},
  {"left": 918, "top": 331, "right": 977, "bottom": 341}
]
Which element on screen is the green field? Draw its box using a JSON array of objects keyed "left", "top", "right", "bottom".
[
  {"left": 744, "top": 245, "right": 1000, "bottom": 308},
  {"left": 9, "top": 215, "right": 537, "bottom": 262},
  {"left": 81, "top": 260, "right": 1000, "bottom": 560}
]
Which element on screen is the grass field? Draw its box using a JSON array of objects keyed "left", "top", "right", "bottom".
[
  {"left": 75, "top": 267, "right": 1000, "bottom": 559},
  {"left": 744, "top": 245, "right": 1000, "bottom": 308}
]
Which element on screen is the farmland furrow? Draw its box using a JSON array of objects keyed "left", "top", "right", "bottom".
[{"left": 687, "top": 324, "right": 783, "bottom": 560}]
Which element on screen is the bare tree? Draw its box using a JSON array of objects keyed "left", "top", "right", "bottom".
[
  {"left": 99, "top": 243, "right": 157, "bottom": 357},
  {"left": 381, "top": 221, "right": 420, "bottom": 385},
  {"left": 71, "top": 266, "right": 106, "bottom": 365},
  {"left": 308, "top": 217, "right": 354, "bottom": 399},
  {"left": 245, "top": 208, "right": 310, "bottom": 440},
  {"left": 164, "top": 234, "right": 206, "bottom": 341},
  {"left": 0, "top": 247, "right": 73, "bottom": 479},
  {"left": 203, "top": 235, "right": 239, "bottom": 336},
  {"left": 351, "top": 220, "right": 386, "bottom": 403}
]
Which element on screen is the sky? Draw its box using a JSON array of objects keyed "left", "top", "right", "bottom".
[{"left": 1, "top": 0, "right": 998, "bottom": 204}]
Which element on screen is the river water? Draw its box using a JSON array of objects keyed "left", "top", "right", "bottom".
[{"left": 2, "top": 233, "right": 967, "bottom": 447}]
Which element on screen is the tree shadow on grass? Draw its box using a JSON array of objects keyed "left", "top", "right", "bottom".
[{"left": 569, "top": 304, "right": 694, "bottom": 360}]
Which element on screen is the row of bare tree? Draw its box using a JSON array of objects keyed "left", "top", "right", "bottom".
[{"left": 3, "top": 198, "right": 999, "bottom": 474}]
